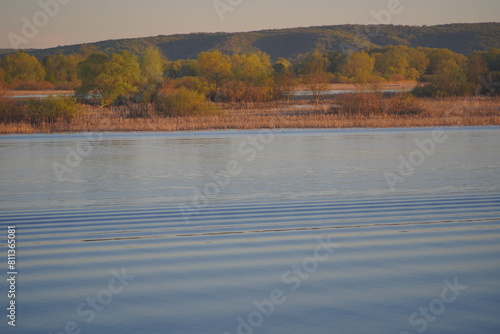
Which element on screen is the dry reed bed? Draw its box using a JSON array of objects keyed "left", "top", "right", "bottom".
[{"left": 1, "top": 97, "right": 499, "bottom": 134}]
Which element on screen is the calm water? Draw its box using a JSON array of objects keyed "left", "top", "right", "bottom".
[{"left": 0, "top": 128, "right": 499, "bottom": 334}]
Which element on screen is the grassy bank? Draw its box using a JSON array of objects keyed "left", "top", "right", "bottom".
[{"left": 0, "top": 96, "right": 498, "bottom": 134}]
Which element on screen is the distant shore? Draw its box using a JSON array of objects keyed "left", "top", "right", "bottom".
[{"left": 3, "top": 82, "right": 419, "bottom": 99}]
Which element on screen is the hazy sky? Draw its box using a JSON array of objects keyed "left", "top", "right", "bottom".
[{"left": 0, "top": 0, "right": 499, "bottom": 49}]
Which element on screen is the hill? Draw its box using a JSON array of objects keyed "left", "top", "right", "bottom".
[
  {"left": 0, "top": 49, "right": 20, "bottom": 56},
  {"left": 24, "top": 23, "right": 500, "bottom": 61}
]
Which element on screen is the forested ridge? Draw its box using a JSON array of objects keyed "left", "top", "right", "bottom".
[{"left": 19, "top": 23, "right": 500, "bottom": 61}]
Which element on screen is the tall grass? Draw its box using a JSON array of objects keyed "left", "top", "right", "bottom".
[
  {"left": 334, "top": 92, "right": 424, "bottom": 116},
  {"left": 1, "top": 96, "right": 498, "bottom": 134}
]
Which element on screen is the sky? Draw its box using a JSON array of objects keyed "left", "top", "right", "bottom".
[{"left": 0, "top": 0, "right": 499, "bottom": 49}]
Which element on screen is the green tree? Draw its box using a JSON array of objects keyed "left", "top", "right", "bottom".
[
  {"left": 301, "top": 52, "right": 331, "bottom": 102},
  {"left": 484, "top": 48, "right": 500, "bottom": 71},
  {"left": 374, "top": 48, "right": 409, "bottom": 81},
  {"left": 407, "top": 48, "right": 430, "bottom": 77},
  {"left": 324, "top": 51, "right": 346, "bottom": 74},
  {"left": 167, "top": 59, "right": 198, "bottom": 78},
  {"left": 433, "top": 60, "right": 468, "bottom": 96},
  {"left": 231, "top": 52, "right": 272, "bottom": 86},
  {"left": 140, "top": 46, "right": 165, "bottom": 86},
  {"left": 139, "top": 46, "right": 166, "bottom": 102},
  {"left": 339, "top": 51, "right": 375, "bottom": 84},
  {"left": 466, "top": 53, "right": 489, "bottom": 94},
  {"left": 272, "top": 58, "right": 299, "bottom": 101},
  {"left": 197, "top": 51, "right": 232, "bottom": 101},
  {"left": 2, "top": 51, "right": 45, "bottom": 83},
  {"left": 97, "top": 51, "right": 142, "bottom": 105},
  {"left": 77, "top": 52, "right": 141, "bottom": 105},
  {"left": 43, "top": 54, "right": 81, "bottom": 86},
  {"left": 414, "top": 60, "right": 468, "bottom": 97},
  {"left": 77, "top": 52, "right": 108, "bottom": 97},
  {"left": 420, "top": 48, "right": 466, "bottom": 74}
]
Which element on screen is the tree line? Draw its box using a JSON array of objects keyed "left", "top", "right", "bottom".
[{"left": 1, "top": 45, "right": 499, "bottom": 106}]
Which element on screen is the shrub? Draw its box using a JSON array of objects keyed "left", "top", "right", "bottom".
[
  {"left": 219, "top": 81, "right": 272, "bottom": 103},
  {"left": 162, "top": 77, "right": 209, "bottom": 96},
  {"left": 26, "top": 96, "right": 81, "bottom": 124},
  {"left": 121, "top": 101, "right": 155, "bottom": 118},
  {"left": 335, "top": 92, "right": 384, "bottom": 116},
  {"left": 155, "top": 88, "right": 220, "bottom": 117},
  {"left": 383, "top": 93, "right": 424, "bottom": 116}
]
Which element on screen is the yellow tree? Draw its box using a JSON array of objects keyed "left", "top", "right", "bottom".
[
  {"left": 272, "top": 58, "right": 299, "bottom": 101},
  {"left": 420, "top": 48, "right": 466, "bottom": 74},
  {"left": 2, "top": 51, "right": 45, "bottom": 83},
  {"left": 140, "top": 46, "right": 165, "bottom": 86},
  {"left": 231, "top": 52, "right": 272, "bottom": 86},
  {"left": 43, "top": 54, "right": 81, "bottom": 87},
  {"left": 197, "top": 51, "right": 231, "bottom": 101},
  {"left": 139, "top": 46, "right": 166, "bottom": 102},
  {"left": 407, "top": 48, "right": 430, "bottom": 78},
  {"left": 374, "top": 46, "right": 410, "bottom": 81},
  {"left": 339, "top": 51, "right": 375, "bottom": 84},
  {"left": 467, "top": 53, "right": 489, "bottom": 95},
  {"left": 430, "top": 60, "right": 468, "bottom": 97},
  {"left": 77, "top": 52, "right": 141, "bottom": 105},
  {"left": 97, "top": 52, "right": 142, "bottom": 105}
]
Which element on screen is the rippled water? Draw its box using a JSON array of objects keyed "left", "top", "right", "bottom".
[{"left": 1, "top": 128, "right": 499, "bottom": 334}]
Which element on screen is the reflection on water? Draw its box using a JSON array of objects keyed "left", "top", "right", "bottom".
[{"left": 0, "top": 128, "right": 499, "bottom": 334}]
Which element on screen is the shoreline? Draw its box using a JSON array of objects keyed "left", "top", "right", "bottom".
[{"left": 1, "top": 97, "right": 498, "bottom": 135}]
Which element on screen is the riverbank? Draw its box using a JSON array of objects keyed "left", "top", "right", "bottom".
[{"left": 0, "top": 96, "right": 498, "bottom": 134}]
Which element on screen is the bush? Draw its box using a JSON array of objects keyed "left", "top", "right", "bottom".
[
  {"left": 219, "top": 81, "right": 272, "bottom": 103},
  {"left": 121, "top": 101, "right": 155, "bottom": 118},
  {"left": 162, "top": 77, "right": 209, "bottom": 96},
  {"left": 26, "top": 96, "right": 81, "bottom": 124},
  {"left": 155, "top": 88, "right": 220, "bottom": 117},
  {"left": 335, "top": 92, "right": 384, "bottom": 116},
  {"left": 384, "top": 93, "right": 424, "bottom": 116}
]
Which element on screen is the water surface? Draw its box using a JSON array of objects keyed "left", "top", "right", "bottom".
[{"left": 0, "top": 128, "right": 499, "bottom": 334}]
